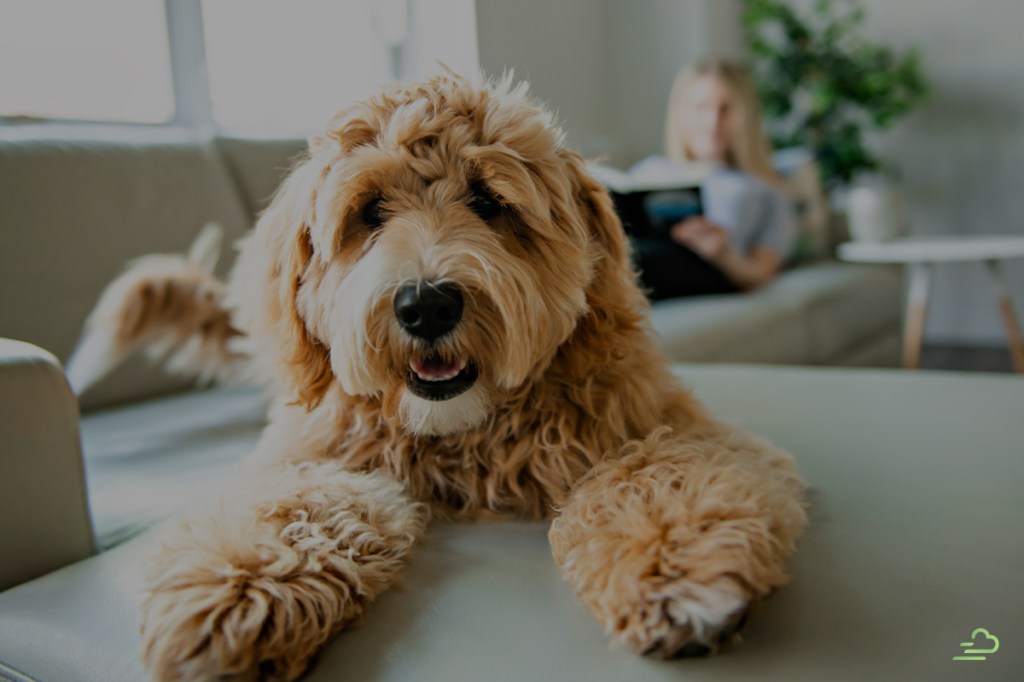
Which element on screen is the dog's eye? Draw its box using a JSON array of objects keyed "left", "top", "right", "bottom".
[
  {"left": 468, "top": 183, "right": 503, "bottom": 221},
  {"left": 361, "top": 197, "right": 386, "bottom": 229}
]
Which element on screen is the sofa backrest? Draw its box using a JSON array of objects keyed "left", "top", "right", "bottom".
[
  {"left": 216, "top": 136, "right": 308, "bottom": 216},
  {"left": 0, "top": 130, "right": 267, "bottom": 411}
]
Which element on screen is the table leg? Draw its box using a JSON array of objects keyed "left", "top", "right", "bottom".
[
  {"left": 984, "top": 260, "right": 1024, "bottom": 373},
  {"left": 903, "top": 263, "right": 932, "bottom": 370}
]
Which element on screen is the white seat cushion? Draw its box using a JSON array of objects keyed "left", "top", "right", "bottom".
[
  {"left": 80, "top": 386, "right": 266, "bottom": 549},
  {"left": 2, "top": 364, "right": 1020, "bottom": 681}
]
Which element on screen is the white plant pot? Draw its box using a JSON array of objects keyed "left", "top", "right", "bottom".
[{"left": 846, "top": 182, "right": 907, "bottom": 242}]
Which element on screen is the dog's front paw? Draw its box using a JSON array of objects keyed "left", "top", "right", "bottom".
[
  {"left": 611, "top": 574, "right": 758, "bottom": 658},
  {"left": 550, "top": 430, "right": 807, "bottom": 659},
  {"left": 138, "top": 463, "right": 426, "bottom": 681},
  {"left": 553, "top": 516, "right": 767, "bottom": 659},
  {"left": 141, "top": 568, "right": 345, "bottom": 682}
]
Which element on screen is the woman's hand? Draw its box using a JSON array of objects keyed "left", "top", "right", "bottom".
[
  {"left": 671, "top": 217, "right": 783, "bottom": 291},
  {"left": 670, "top": 217, "right": 731, "bottom": 263}
]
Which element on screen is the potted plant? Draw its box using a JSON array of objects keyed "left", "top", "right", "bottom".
[{"left": 741, "top": 0, "right": 928, "bottom": 242}]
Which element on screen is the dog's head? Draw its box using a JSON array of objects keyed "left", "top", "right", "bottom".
[{"left": 240, "top": 72, "right": 642, "bottom": 436}]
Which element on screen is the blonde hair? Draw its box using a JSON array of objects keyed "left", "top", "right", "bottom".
[{"left": 664, "top": 59, "right": 782, "bottom": 187}]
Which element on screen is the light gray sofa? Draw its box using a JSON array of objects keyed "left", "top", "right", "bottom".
[{"left": 0, "top": 131, "right": 902, "bottom": 551}]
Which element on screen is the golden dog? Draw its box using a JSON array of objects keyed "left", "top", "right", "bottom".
[{"left": 70, "top": 72, "right": 808, "bottom": 681}]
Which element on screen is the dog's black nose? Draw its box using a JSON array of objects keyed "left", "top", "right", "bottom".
[{"left": 394, "top": 282, "right": 464, "bottom": 342}]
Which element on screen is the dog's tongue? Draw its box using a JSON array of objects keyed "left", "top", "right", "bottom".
[{"left": 410, "top": 355, "right": 466, "bottom": 382}]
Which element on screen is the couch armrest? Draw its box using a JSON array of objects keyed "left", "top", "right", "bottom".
[{"left": 0, "top": 339, "right": 96, "bottom": 591}]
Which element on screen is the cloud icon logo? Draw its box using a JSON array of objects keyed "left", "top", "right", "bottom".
[{"left": 953, "top": 628, "right": 1000, "bottom": 661}]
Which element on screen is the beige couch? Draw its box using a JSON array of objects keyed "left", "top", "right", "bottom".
[
  {"left": 0, "top": 130, "right": 902, "bottom": 550},
  {"left": 6, "top": 131, "right": 1018, "bottom": 682}
]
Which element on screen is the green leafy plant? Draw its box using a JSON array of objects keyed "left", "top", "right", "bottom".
[{"left": 742, "top": 0, "right": 928, "bottom": 188}]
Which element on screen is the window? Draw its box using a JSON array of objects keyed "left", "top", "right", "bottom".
[
  {"left": 0, "top": 0, "right": 478, "bottom": 131},
  {"left": 0, "top": 0, "right": 174, "bottom": 123},
  {"left": 201, "top": 0, "right": 395, "bottom": 133}
]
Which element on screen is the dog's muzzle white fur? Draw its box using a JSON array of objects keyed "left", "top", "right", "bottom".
[{"left": 398, "top": 383, "right": 490, "bottom": 436}]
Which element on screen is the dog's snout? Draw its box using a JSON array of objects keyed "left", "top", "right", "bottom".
[{"left": 394, "top": 282, "right": 464, "bottom": 342}]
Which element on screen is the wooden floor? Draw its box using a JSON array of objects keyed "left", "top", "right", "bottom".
[{"left": 920, "top": 343, "right": 1017, "bottom": 373}]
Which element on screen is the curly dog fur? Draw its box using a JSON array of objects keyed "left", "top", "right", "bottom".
[{"left": 72, "top": 71, "right": 808, "bottom": 681}]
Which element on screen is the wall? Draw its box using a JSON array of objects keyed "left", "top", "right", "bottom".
[
  {"left": 605, "top": 0, "right": 706, "bottom": 165},
  {"left": 475, "top": 0, "right": 615, "bottom": 157},
  {"left": 857, "top": 0, "right": 1024, "bottom": 345},
  {"left": 476, "top": 0, "right": 743, "bottom": 164}
]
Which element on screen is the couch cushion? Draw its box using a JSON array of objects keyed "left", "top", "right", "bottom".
[
  {"left": 80, "top": 385, "right": 266, "bottom": 549},
  {"left": 649, "top": 261, "right": 902, "bottom": 366},
  {"left": 216, "top": 136, "right": 307, "bottom": 216},
  {"left": 1, "top": 364, "right": 1020, "bottom": 681},
  {"left": 650, "top": 290, "right": 810, "bottom": 364},
  {"left": 770, "top": 261, "right": 902, "bottom": 364},
  {"left": 0, "top": 129, "right": 254, "bottom": 411}
]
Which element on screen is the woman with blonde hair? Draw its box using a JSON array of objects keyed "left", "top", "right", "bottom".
[{"left": 630, "top": 58, "right": 796, "bottom": 300}]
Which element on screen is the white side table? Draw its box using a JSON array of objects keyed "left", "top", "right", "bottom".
[{"left": 838, "top": 235, "right": 1024, "bottom": 372}]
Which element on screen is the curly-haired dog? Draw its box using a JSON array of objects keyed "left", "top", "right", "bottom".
[{"left": 70, "top": 72, "right": 808, "bottom": 681}]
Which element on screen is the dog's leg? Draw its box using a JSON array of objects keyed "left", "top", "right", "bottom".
[
  {"left": 140, "top": 459, "right": 427, "bottom": 682},
  {"left": 549, "top": 425, "right": 808, "bottom": 658}
]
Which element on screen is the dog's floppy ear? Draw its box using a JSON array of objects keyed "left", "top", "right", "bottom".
[
  {"left": 548, "top": 150, "right": 649, "bottom": 379},
  {"left": 563, "top": 152, "right": 642, "bottom": 302},
  {"left": 242, "top": 156, "right": 334, "bottom": 409}
]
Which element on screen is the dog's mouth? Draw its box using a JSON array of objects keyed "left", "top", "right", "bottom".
[{"left": 406, "top": 353, "right": 478, "bottom": 401}]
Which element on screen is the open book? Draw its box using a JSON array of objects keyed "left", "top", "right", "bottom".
[{"left": 586, "top": 157, "right": 713, "bottom": 237}]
